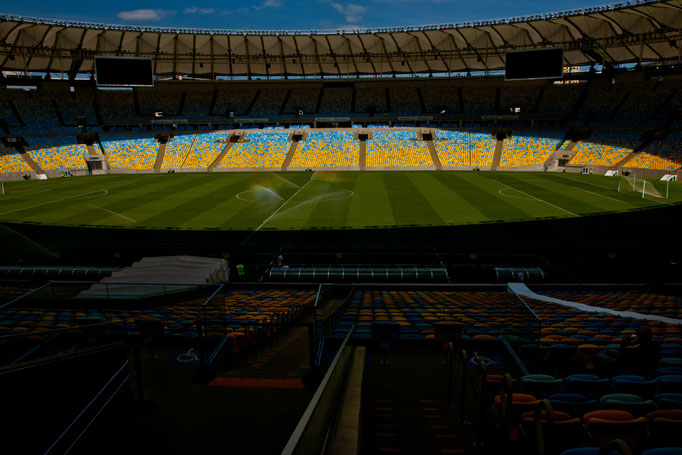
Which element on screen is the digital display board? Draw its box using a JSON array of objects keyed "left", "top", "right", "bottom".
[
  {"left": 505, "top": 48, "right": 564, "bottom": 81},
  {"left": 95, "top": 57, "right": 154, "bottom": 87}
]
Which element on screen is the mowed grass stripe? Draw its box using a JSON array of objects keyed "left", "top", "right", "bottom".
[
  {"left": 33, "top": 174, "right": 198, "bottom": 226},
  {"left": 1, "top": 174, "right": 132, "bottom": 199},
  {"left": 263, "top": 179, "right": 334, "bottom": 229},
  {"left": 461, "top": 173, "right": 576, "bottom": 218},
  {"left": 2, "top": 171, "right": 680, "bottom": 230},
  {"left": 382, "top": 172, "right": 443, "bottom": 227},
  {"left": 84, "top": 174, "right": 225, "bottom": 226},
  {"left": 0, "top": 175, "right": 136, "bottom": 216},
  {"left": 501, "top": 173, "right": 618, "bottom": 212},
  {"left": 0, "top": 178, "right": 141, "bottom": 223},
  {"left": 346, "top": 172, "right": 394, "bottom": 228},
  {"left": 433, "top": 173, "right": 532, "bottom": 221},
  {"left": 219, "top": 172, "right": 311, "bottom": 230},
  {"left": 407, "top": 172, "right": 488, "bottom": 225},
  {"left": 181, "top": 185, "right": 277, "bottom": 230},
  {"left": 217, "top": 197, "right": 281, "bottom": 230},
  {"left": 531, "top": 172, "right": 643, "bottom": 207},
  {"left": 297, "top": 173, "right": 356, "bottom": 229},
  {"left": 485, "top": 173, "right": 602, "bottom": 215},
  {"left": 138, "top": 173, "right": 254, "bottom": 227},
  {"left": 21, "top": 178, "right": 161, "bottom": 225},
  {"left": 547, "top": 173, "right": 674, "bottom": 205}
]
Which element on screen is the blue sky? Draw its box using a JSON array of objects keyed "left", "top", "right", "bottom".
[{"left": 4, "top": 0, "right": 617, "bottom": 30}]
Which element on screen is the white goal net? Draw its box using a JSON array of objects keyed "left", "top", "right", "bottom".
[{"left": 618, "top": 175, "right": 664, "bottom": 198}]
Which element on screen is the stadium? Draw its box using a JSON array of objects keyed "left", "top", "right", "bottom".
[{"left": 0, "top": 0, "right": 682, "bottom": 453}]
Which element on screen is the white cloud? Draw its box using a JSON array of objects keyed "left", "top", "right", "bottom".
[
  {"left": 331, "top": 3, "right": 366, "bottom": 23},
  {"left": 220, "top": 7, "right": 251, "bottom": 15},
  {"left": 334, "top": 24, "right": 369, "bottom": 32},
  {"left": 252, "top": 0, "right": 283, "bottom": 10},
  {"left": 183, "top": 7, "right": 216, "bottom": 15},
  {"left": 117, "top": 9, "right": 175, "bottom": 22}
]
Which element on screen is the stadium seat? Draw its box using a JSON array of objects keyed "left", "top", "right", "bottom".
[
  {"left": 646, "top": 410, "right": 682, "bottom": 448},
  {"left": 549, "top": 393, "right": 598, "bottom": 416},
  {"left": 598, "top": 393, "right": 658, "bottom": 416},
  {"left": 583, "top": 410, "right": 647, "bottom": 451},
  {"left": 612, "top": 375, "right": 656, "bottom": 398},
  {"left": 520, "top": 374, "right": 565, "bottom": 397},
  {"left": 566, "top": 374, "right": 614, "bottom": 399}
]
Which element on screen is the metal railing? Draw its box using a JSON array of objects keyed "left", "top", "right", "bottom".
[
  {"left": 503, "top": 289, "right": 543, "bottom": 346},
  {"left": 281, "top": 325, "right": 355, "bottom": 455},
  {"left": 43, "top": 360, "right": 130, "bottom": 455}
]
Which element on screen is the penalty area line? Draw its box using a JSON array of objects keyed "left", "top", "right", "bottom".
[
  {"left": 491, "top": 179, "right": 578, "bottom": 217},
  {"left": 572, "top": 186, "right": 629, "bottom": 204}
]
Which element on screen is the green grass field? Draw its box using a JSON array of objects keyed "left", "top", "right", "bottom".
[{"left": 0, "top": 171, "right": 679, "bottom": 231}]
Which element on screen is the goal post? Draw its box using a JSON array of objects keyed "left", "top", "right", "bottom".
[{"left": 618, "top": 175, "right": 665, "bottom": 199}]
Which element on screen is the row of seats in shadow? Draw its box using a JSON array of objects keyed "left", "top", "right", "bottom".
[{"left": 362, "top": 319, "right": 681, "bottom": 455}]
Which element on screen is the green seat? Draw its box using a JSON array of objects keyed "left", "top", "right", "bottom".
[
  {"left": 520, "top": 374, "right": 564, "bottom": 397},
  {"left": 599, "top": 393, "right": 658, "bottom": 416},
  {"left": 659, "top": 357, "right": 682, "bottom": 368}
]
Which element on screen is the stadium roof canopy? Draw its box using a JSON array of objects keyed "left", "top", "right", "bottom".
[{"left": 1, "top": 0, "right": 681, "bottom": 79}]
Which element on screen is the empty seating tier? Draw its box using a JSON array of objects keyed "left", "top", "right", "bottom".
[
  {"left": 434, "top": 130, "right": 496, "bottom": 167},
  {"left": 0, "top": 288, "right": 316, "bottom": 340},
  {"left": 628, "top": 132, "right": 682, "bottom": 170},
  {"left": 538, "top": 291, "right": 682, "bottom": 320},
  {"left": 318, "top": 88, "right": 352, "bottom": 116},
  {"left": 162, "top": 134, "right": 197, "bottom": 169},
  {"left": 366, "top": 130, "right": 433, "bottom": 168},
  {"left": 285, "top": 88, "right": 320, "bottom": 115},
  {"left": 570, "top": 131, "right": 640, "bottom": 167},
  {"left": 24, "top": 136, "right": 88, "bottom": 171},
  {"left": 218, "top": 132, "right": 290, "bottom": 168},
  {"left": 289, "top": 131, "right": 358, "bottom": 168},
  {"left": 101, "top": 135, "right": 158, "bottom": 169},
  {"left": 183, "top": 132, "right": 231, "bottom": 168},
  {"left": 329, "top": 290, "right": 679, "bottom": 346},
  {"left": 0, "top": 150, "right": 30, "bottom": 173},
  {"left": 500, "top": 131, "right": 563, "bottom": 167}
]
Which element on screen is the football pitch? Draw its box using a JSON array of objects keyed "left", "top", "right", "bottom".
[{"left": 0, "top": 171, "right": 679, "bottom": 231}]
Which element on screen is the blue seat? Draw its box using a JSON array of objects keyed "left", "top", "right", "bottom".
[
  {"left": 656, "top": 375, "right": 682, "bottom": 394},
  {"left": 612, "top": 375, "right": 656, "bottom": 398},
  {"left": 565, "top": 374, "right": 614, "bottom": 399},
  {"left": 560, "top": 449, "right": 622, "bottom": 455},
  {"left": 654, "top": 393, "right": 682, "bottom": 409},
  {"left": 657, "top": 368, "right": 682, "bottom": 376},
  {"left": 641, "top": 449, "right": 682, "bottom": 455},
  {"left": 549, "top": 393, "right": 597, "bottom": 415}
]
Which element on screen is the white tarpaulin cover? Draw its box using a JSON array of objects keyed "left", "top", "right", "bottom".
[
  {"left": 79, "top": 255, "right": 227, "bottom": 299},
  {"left": 508, "top": 282, "right": 682, "bottom": 325}
]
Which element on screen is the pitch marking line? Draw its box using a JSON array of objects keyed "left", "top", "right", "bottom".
[
  {"left": 498, "top": 188, "right": 534, "bottom": 201},
  {"left": 572, "top": 186, "right": 629, "bottom": 204},
  {"left": 253, "top": 178, "right": 315, "bottom": 231},
  {"left": 550, "top": 175, "right": 633, "bottom": 203},
  {"left": 0, "top": 181, "right": 135, "bottom": 216},
  {"left": 491, "top": 179, "right": 578, "bottom": 217},
  {"left": 0, "top": 187, "right": 55, "bottom": 200},
  {"left": 241, "top": 176, "right": 317, "bottom": 245},
  {"left": 87, "top": 204, "right": 137, "bottom": 223}
]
